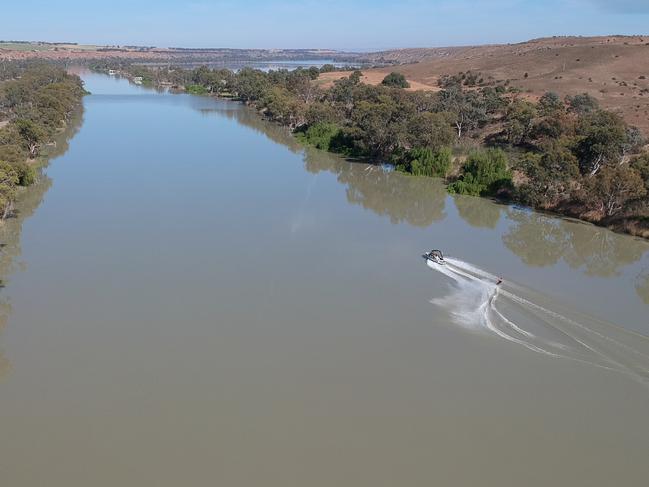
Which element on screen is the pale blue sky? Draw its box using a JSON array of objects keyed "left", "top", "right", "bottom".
[{"left": 2, "top": 0, "right": 648, "bottom": 50}]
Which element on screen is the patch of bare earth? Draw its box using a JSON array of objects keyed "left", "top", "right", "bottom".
[{"left": 315, "top": 71, "right": 439, "bottom": 91}]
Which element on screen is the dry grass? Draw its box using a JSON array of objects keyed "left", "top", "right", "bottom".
[
  {"left": 316, "top": 70, "right": 439, "bottom": 92},
  {"left": 357, "top": 36, "right": 649, "bottom": 134}
]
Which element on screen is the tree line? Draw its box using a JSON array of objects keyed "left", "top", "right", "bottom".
[
  {"left": 0, "top": 63, "right": 86, "bottom": 218},
  {"left": 97, "top": 63, "right": 649, "bottom": 236}
]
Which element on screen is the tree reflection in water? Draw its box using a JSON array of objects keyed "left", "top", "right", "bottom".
[
  {"left": 208, "top": 101, "right": 303, "bottom": 154},
  {"left": 502, "top": 211, "right": 570, "bottom": 267},
  {"left": 209, "top": 100, "right": 649, "bottom": 304},
  {"left": 636, "top": 271, "right": 649, "bottom": 304},
  {"left": 208, "top": 102, "right": 448, "bottom": 228},
  {"left": 453, "top": 194, "right": 502, "bottom": 229},
  {"left": 304, "top": 148, "right": 447, "bottom": 227},
  {"left": 0, "top": 107, "right": 82, "bottom": 380},
  {"left": 503, "top": 209, "right": 649, "bottom": 279},
  {"left": 0, "top": 175, "right": 53, "bottom": 380}
]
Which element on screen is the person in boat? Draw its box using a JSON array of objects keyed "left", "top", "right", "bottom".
[{"left": 428, "top": 250, "right": 444, "bottom": 263}]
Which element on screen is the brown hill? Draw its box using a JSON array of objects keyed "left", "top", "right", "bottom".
[{"left": 339, "top": 36, "right": 649, "bottom": 134}]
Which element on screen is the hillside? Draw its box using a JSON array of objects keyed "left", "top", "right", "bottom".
[{"left": 328, "top": 36, "right": 649, "bottom": 134}]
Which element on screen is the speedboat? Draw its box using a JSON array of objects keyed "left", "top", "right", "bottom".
[{"left": 423, "top": 249, "right": 445, "bottom": 265}]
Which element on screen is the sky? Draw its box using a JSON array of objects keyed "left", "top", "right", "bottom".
[{"left": 2, "top": 0, "right": 649, "bottom": 50}]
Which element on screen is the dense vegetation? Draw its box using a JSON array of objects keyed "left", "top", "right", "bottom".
[
  {"left": 98, "top": 63, "right": 649, "bottom": 236},
  {"left": 382, "top": 72, "right": 410, "bottom": 89},
  {"left": 0, "top": 64, "right": 85, "bottom": 218}
]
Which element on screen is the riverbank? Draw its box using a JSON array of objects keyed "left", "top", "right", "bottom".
[
  {"left": 94, "top": 63, "right": 649, "bottom": 239},
  {"left": 0, "top": 64, "right": 86, "bottom": 219}
]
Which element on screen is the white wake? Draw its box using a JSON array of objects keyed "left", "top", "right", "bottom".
[{"left": 427, "top": 256, "right": 649, "bottom": 385}]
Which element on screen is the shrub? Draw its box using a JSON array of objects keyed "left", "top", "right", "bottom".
[
  {"left": 381, "top": 72, "right": 410, "bottom": 89},
  {"left": 567, "top": 93, "right": 599, "bottom": 115},
  {"left": 296, "top": 122, "right": 343, "bottom": 151},
  {"left": 448, "top": 149, "right": 512, "bottom": 196},
  {"left": 631, "top": 153, "right": 649, "bottom": 192},
  {"left": 297, "top": 121, "right": 359, "bottom": 156},
  {"left": 395, "top": 147, "right": 452, "bottom": 177},
  {"left": 11, "top": 160, "right": 36, "bottom": 186},
  {"left": 185, "top": 84, "right": 209, "bottom": 95},
  {"left": 0, "top": 161, "right": 19, "bottom": 218},
  {"left": 0, "top": 143, "right": 27, "bottom": 165}
]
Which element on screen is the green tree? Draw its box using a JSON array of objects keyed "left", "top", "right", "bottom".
[
  {"left": 0, "top": 144, "right": 27, "bottom": 165},
  {"left": 0, "top": 161, "right": 19, "bottom": 219},
  {"left": 538, "top": 92, "right": 564, "bottom": 116},
  {"left": 406, "top": 112, "right": 456, "bottom": 150},
  {"left": 350, "top": 97, "right": 406, "bottom": 156},
  {"left": 10, "top": 161, "right": 36, "bottom": 186},
  {"left": 517, "top": 143, "right": 579, "bottom": 207},
  {"left": 233, "top": 68, "right": 270, "bottom": 101},
  {"left": 14, "top": 119, "right": 47, "bottom": 157},
  {"left": 436, "top": 87, "right": 487, "bottom": 138},
  {"left": 349, "top": 70, "right": 363, "bottom": 85},
  {"left": 567, "top": 93, "right": 599, "bottom": 115},
  {"left": 261, "top": 86, "right": 305, "bottom": 129},
  {"left": 286, "top": 71, "right": 320, "bottom": 103},
  {"left": 504, "top": 100, "right": 538, "bottom": 145},
  {"left": 576, "top": 110, "right": 628, "bottom": 175},
  {"left": 381, "top": 72, "right": 410, "bottom": 89},
  {"left": 304, "top": 102, "right": 341, "bottom": 126},
  {"left": 631, "top": 153, "right": 649, "bottom": 192},
  {"left": 480, "top": 86, "right": 508, "bottom": 115},
  {"left": 580, "top": 165, "right": 646, "bottom": 217}
]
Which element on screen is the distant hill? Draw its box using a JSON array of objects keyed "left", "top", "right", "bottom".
[{"left": 0, "top": 41, "right": 349, "bottom": 63}]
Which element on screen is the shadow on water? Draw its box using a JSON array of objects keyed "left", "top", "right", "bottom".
[{"left": 0, "top": 108, "right": 84, "bottom": 380}]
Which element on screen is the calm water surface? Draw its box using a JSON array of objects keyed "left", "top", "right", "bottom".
[
  {"left": 141, "top": 59, "right": 357, "bottom": 72},
  {"left": 0, "top": 73, "right": 648, "bottom": 486}
]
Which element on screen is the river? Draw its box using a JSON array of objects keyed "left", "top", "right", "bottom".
[{"left": 0, "top": 72, "right": 648, "bottom": 486}]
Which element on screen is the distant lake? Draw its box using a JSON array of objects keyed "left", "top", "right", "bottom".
[
  {"left": 137, "top": 59, "right": 360, "bottom": 72},
  {"left": 0, "top": 72, "right": 647, "bottom": 487}
]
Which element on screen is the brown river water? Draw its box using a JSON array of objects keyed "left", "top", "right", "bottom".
[{"left": 0, "top": 73, "right": 648, "bottom": 486}]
